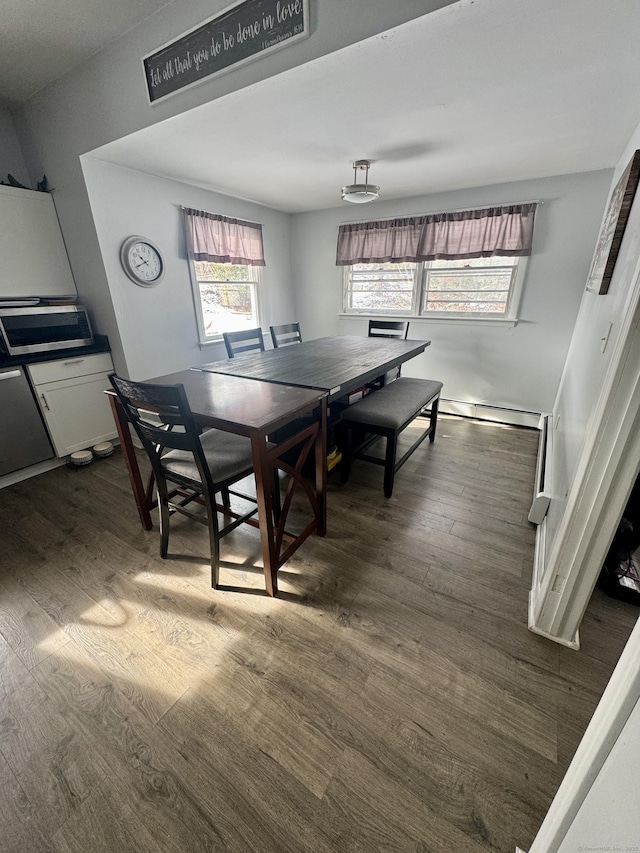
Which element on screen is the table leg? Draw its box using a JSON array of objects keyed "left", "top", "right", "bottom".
[
  {"left": 108, "top": 394, "right": 153, "bottom": 531},
  {"left": 316, "top": 397, "right": 327, "bottom": 537},
  {"left": 250, "top": 430, "right": 278, "bottom": 597},
  {"left": 250, "top": 399, "right": 327, "bottom": 597}
]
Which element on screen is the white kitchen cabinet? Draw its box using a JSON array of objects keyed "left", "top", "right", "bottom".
[
  {"left": 0, "top": 184, "right": 77, "bottom": 300},
  {"left": 27, "top": 353, "right": 117, "bottom": 456}
]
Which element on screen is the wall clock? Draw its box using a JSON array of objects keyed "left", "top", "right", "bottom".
[{"left": 120, "top": 236, "right": 165, "bottom": 286}]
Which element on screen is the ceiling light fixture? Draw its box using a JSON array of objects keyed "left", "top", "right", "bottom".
[{"left": 341, "top": 159, "right": 380, "bottom": 204}]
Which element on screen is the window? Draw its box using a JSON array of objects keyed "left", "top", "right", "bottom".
[
  {"left": 191, "top": 260, "right": 260, "bottom": 341},
  {"left": 182, "top": 207, "right": 265, "bottom": 344},
  {"left": 343, "top": 256, "right": 526, "bottom": 320},
  {"left": 337, "top": 203, "right": 536, "bottom": 321}
]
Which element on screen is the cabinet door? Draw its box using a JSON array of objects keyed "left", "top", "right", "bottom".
[
  {"left": 0, "top": 185, "right": 77, "bottom": 299},
  {"left": 37, "top": 372, "right": 117, "bottom": 456}
]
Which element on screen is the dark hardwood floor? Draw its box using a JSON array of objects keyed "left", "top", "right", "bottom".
[{"left": 0, "top": 414, "right": 637, "bottom": 852}]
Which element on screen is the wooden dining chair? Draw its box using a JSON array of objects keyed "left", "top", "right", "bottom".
[
  {"left": 368, "top": 320, "right": 410, "bottom": 384},
  {"left": 223, "top": 327, "right": 265, "bottom": 359},
  {"left": 109, "top": 374, "right": 279, "bottom": 589},
  {"left": 270, "top": 322, "right": 302, "bottom": 348},
  {"left": 368, "top": 319, "right": 410, "bottom": 339}
]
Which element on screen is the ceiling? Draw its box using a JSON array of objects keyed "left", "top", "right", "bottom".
[
  {"left": 0, "top": 0, "right": 174, "bottom": 104},
  {"left": 5, "top": 0, "right": 640, "bottom": 212}
]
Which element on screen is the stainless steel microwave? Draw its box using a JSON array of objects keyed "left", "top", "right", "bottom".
[{"left": 0, "top": 305, "right": 94, "bottom": 356}]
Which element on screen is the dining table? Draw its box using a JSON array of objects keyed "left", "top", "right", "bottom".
[
  {"left": 201, "top": 335, "right": 431, "bottom": 403},
  {"left": 109, "top": 335, "right": 430, "bottom": 596}
]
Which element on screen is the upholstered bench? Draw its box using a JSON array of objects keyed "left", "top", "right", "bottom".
[{"left": 340, "top": 377, "right": 443, "bottom": 498}]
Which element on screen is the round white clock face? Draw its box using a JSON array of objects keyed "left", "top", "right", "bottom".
[{"left": 120, "top": 236, "right": 165, "bottom": 286}]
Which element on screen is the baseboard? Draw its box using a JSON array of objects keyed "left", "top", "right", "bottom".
[
  {"left": 0, "top": 456, "right": 66, "bottom": 490},
  {"left": 528, "top": 588, "right": 580, "bottom": 649},
  {"left": 439, "top": 398, "right": 541, "bottom": 429},
  {"left": 528, "top": 520, "right": 581, "bottom": 649},
  {"left": 0, "top": 439, "right": 121, "bottom": 490}
]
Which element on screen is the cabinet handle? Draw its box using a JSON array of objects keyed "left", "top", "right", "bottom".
[
  {"left": 40, "top": 393, "right": 50, "bottom": 411},
  {"left": 63, "top": 359, "right": 84, "bottom": 366}
]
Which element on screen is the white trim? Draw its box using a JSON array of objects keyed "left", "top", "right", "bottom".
[
  {"left": 529, "top": 253, "right": 640, "bottom": 644},
  {"left": 528, "top": 590, "right": 580, "bottom": 650},
  {"left": 338, "top": 312, "right": 517, "bottom": 327},
  {"left": 0, "top": 456, "right": 66, "bottom": 489}
]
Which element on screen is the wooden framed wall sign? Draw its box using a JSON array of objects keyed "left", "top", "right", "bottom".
[
  {"left": 143, "top": 0, "right": 309, "bottom": 104},
  {"left": 586, "top": 149, "right": 640, "bottom": 295}
]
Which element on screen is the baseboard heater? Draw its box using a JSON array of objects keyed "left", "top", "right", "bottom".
[
  {"left": 439, "top": 398, "right": 541, "bottom": 429},
  {"left": 528, "top": 413, "right": 552, "bottom": 524}
]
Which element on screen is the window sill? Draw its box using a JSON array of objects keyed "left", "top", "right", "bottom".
[
  {"left": 198, "top": 337, "right": 225, "bottom": 350},
  {"left": 338, "top": 313, "right": 518, "bottom": 328}
]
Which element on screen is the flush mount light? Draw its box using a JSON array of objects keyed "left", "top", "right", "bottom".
[{"left": 341, "top": 159, "right": 380, "bottom": 204}]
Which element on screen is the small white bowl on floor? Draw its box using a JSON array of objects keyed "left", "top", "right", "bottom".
[
  {"left": 69, "top": 449, "right": 93, "bottom": 467},
  {"left": 92, "top": 441, "right": 114, "bottom": 458}
]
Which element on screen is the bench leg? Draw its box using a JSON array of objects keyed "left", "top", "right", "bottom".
[
  {"left": 383, "top": 431, "right": 399, "bottom": 498},
  {"left": 429, "top": 395, "right": 440, "bottom": 442},
  {"left": 340, "top": 425, "right": 352, "bottom": 484}
]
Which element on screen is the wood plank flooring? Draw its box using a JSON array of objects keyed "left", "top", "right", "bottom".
[{"left": 0, "top": 414, "right": 638, "bottom": 853}]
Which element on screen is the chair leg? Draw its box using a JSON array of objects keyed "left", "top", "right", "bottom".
[
  {"left": 158, "top": 485, "right": 171, "bottom": 558},
  {"left": 429, "top": 396, "right": 440, "bottom": 443},
  {"left": 383, "top": 432, "right": 398, "bottom": 498},
  {"left": 205, "top": 494, "right": 221, "bottom": 588},
  {"left": 221, "top": 487, "right": 231, "bottom": 509}
]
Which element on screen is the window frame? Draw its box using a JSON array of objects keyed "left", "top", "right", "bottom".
[
  {"left": 342, "top": 256, "right": 528, "bottom": 323},
  {"left": 188, "top": 258, "right": 262, "bottom": 346}
]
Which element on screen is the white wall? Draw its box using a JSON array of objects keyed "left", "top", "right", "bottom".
[
  {"left": 557, "top": 696, "right": 640, "bottom": 851},
  {"left": 291, "top": 170, "right": 612, "bottom": 415},
  {"left": 12, "top": 0, "right": 452, "bottom": 352},
  {"left": 81, "top": 158, "right": 293, "bottom": 380},
  {"left": 544, "top": 126, "right": 640, "bottom": 564},
  {"left": 0, "top": 105, "right": 28, "bottom": 187},
  {"left": 525, "top": 612, "right": 640, "bottom": 853}
]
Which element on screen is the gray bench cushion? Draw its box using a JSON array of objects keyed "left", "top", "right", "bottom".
[{"left": 341, "top": 378, "right": 443, "bottom": 430}]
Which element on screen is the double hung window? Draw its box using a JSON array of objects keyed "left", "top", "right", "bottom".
[
  {"left": 344, "top": 256, "right": 525, "bottom": 320},
  {"left": 338, "top": 204, "right": 536, "bottom": 322},
  {"left": 192, "top": 261, "right": 260, "bottom": 339},
  {"left": 183, "top": 208, "right": 265, "bottom": 343}
]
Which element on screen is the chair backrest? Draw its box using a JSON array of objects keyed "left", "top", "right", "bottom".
[
  {"left": 109, "top": 374, "right": 212, "bottom": 491},
  {"left": 368, "top": 320, "right": 410, "bottom": 339},
  {"left": 270, "top": 322, "right": 302, "bottom": 348},
  {"left": 222, "top": 327, "right": 265, "bottom": 359}
]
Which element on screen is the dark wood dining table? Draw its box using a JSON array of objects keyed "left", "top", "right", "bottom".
[
  {"left": 108, "top": 368, "right": 327, "bottom": 597},
  {"left": 109, "top": 335, "right": 430, "bottom": 596},
  {"left": 201, "top": 335, "right": 431, "bottom": 402}
]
